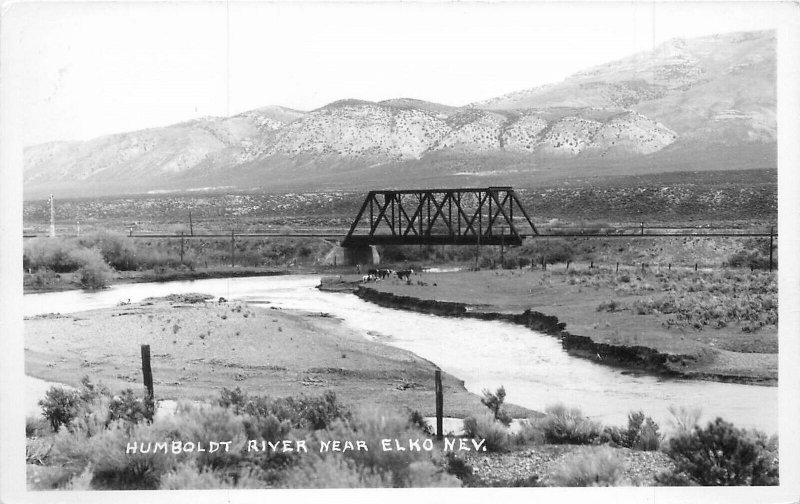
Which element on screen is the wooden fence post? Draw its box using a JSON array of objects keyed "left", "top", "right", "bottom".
[
  {"left": 141, "top": 344, "right": 153, "bottom": 400},
  {"left": 616, "top": 262, "right": 619, "bottom": 273},
  {"left": 180, "top": 232, "right": 185, "bottom": 265},
  {"left": 435, "top": 369, "right": 443, "bottom": 441},
  {"left": 189, "top": 210, "right": 194, "bottom": 236}
]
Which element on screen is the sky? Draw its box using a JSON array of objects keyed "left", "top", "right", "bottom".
[{"left": 2, "top": 0, "right": 794, "bottom": 147}]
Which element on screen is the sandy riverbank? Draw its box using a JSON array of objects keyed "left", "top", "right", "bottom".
[{"left": 24, "top": 293, "right": 532, "bottom": 419}]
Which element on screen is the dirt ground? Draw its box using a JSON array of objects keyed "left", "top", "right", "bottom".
[
  {"left": 356, "top": 268, "right": 778, "bottom": 384},
  {"left": 24, "top": 294, "right": 532, "bottom": 419}
]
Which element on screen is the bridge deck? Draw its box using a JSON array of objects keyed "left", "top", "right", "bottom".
[{"left": 342, "top": 234, "right": 522, "bottom": 247}]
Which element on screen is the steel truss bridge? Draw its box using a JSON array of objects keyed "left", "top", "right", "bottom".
[{"left": 342, "top": 187, "right": 538, "bottom": 247}]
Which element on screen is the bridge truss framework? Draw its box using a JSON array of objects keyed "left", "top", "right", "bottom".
[{"left": 342, "top": 187, "right": 539, "bottom": 247}]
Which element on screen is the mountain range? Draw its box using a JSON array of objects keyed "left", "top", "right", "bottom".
[{"left": 23, "top": 30, "right": 776, "bottom": 199}]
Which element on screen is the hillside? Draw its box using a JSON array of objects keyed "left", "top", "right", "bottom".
[{"left": 23, "top": 30, "right": 776, "bottom": 199}]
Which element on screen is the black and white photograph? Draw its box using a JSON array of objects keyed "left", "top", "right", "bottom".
[{"left": 1, "top": 0, "right": 799, "bottom": 501}]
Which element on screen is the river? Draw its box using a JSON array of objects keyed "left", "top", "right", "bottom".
[{"left": 24, "top": 274, "right": 778, "bottom": 435}]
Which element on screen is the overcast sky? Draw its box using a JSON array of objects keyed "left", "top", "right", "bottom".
[{"left": 2, "top": 1, "right": 792, "bottom": 147}]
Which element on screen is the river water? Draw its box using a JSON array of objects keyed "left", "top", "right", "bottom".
[{"left": 24, "top": 274, "right": 778, "bottom": 434}]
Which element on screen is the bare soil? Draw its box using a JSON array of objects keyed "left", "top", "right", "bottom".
[{"left": 24, "top": 295, "right": 532, "bottom": 418}]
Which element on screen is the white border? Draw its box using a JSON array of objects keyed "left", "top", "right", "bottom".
[{"left": 1, "top": 2, "right": 799, "bottom": 503}]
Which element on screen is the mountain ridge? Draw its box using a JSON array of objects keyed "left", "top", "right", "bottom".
[{"left": 23, "top": 29, "right": 776, "bottom": 199}]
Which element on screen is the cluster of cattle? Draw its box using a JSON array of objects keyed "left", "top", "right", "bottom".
[{"left": 361, "top": 268, "right": 414, "bottom": 283}]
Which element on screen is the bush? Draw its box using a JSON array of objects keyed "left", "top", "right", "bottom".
[
  {"left": 39, "top": 387, "right": 82, "bottom": 432},
  {"left": 218, "top": 387, "right": 350, "bottom": 431},
  {"left": 26, "top": 437, "right": 53, "bottom": 465},
  {"left": 597, "top": 299, "right": 623, "bottom": 312},
  {"left": 657, "top": 418, "right": 778, "bottom": 486},
  {"left": 623, "top": 411, "right": 661, "bottom": 451},
  {"left": 75, "top": 249, "right": 113, "bottom": 289},
  {"left": 538, "top": 404, "right": 600, "bottom": 445},
  {"left": 519, "top": 238, "right": 575, "bottom": 266},
  {"left": 462, "top": 413, "right": 509, "bottom": 452},
  {"left": 550, "top": 446, "right": 627, "bottom": 486},
  {"left": 319, "top": 407, "right": 459, "bottom": 487},
  {"left": 160, "top": 463, "right": 265, "bottom": 489},
  {"left": 480, "top": 386, "right": 512, "bottom": 426},
  {"left": 26, "top": 415, "right": 50, "bottom": 438},
  {"left": 409, "top": 410, "right": 434, "bottom": 436},
  {"left": 87, "top": 419, "right": 193, "bottom": 490},
  {"left": 444, "top": 452, "right": 474, "bottom": 485},
  {"left": 511, "top": 418, "right": 547, "bottom": 446},
  {"left": 667, "top": 405, "right": 702, "bottom": 438},
  {"left": 77, "top": 231, "right": 138, "bottom": 270},
  {"left": 280, "top": 454, "right": 388, "bottom": 488},
  {"left": 107, "top": 389, "right": 155, "bottom": 426}
]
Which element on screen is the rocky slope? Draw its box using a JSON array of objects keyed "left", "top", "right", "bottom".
[
  {"left": 23, "top": 30, "right": 775, "bottom": 198},
  {"left": 473, "top": 31, "right": 776, "bottom": 146}
]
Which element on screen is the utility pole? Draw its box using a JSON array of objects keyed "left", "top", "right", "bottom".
[
  {"left": 48, "top": 194, "right": 55, "bottom": 237},
  {"left": 230, "top": 230, "right": 235, "bottom": 268},
  {"left": 769, "top": 226, "right": 774, "bottom": 272}
]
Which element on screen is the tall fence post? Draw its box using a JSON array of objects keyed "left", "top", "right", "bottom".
[
  {"left": 189, "top": 211, "right": 194, "bottom": 236},
  {"left": 141, "top": 344, "right": 153, "bottom": 400},
  {"left": 769, "top": 226, "right": 774, "bottom": 272},
  {"left": 434, "top": 369, "right": 443, "bottom": 441},
  {"left": 180, "top": 232, "right": 185, "bottom": 265}
]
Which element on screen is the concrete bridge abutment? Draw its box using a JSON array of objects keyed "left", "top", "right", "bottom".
[{"left": 324, "top": 245, "right": 380, "bottom": 266}]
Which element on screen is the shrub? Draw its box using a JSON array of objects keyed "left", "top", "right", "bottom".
[
  {"left": 169, "top": 402, "right": 248, "bottom": 471},
  {"left": 444, "top": 452, "right": 474, "bottom": 485},
  {"left": 550, "top": 446, "right": 627, "bottom": 487},
  {"left": 462, "top": 413, "right": 509, "bottom": 452},
  {"left": 657, "top": 418, "right": 778, "bottom": 486},
  {"left": 480, "top": 386, "right": 512, "bottom": 426},
  {"left": 160, "top": 463, "right": 265, "bottom": 489},
  {"left": 26, "top": 415, "right": 50, "bottom": 438},
  {"left": 597, "top": 299, "right": 622, "bottom": 312},
  {"left": 279, "top": 454, "right": 388, "bottom": 488},
  {"left": 624, "top": 411, "right": 661, "bottom": 451},
  {"left": 218, "top": 388, "right": 350, "bottom": 431},
  {"left": 409, "top": 410, "right": 434, "bottom": 436},
  {"left": 519, "top": 238, "right": 575, "bottom": 265},
  {"left": 26, "top": 437, "right": 53, "bottom": 465},
  {"left": 511, "top": 418, "right": 547, "bottom": 446},
  {"left": 666, "top": 405, "right": 702, "bottom": 439},
  {"left": 39, "top": 387, "right": 82, "bottom": 432},
  {"left": 538, "top": 404, "right": 600, "bottom": 445},
  {"left": 88, "top": 420, "right": 182, "bottom": 489},
  {"left": 108, "top": 389, "right": 155, "bottom": 425},
  {"left": 76, "top": 249, "right": 113, "bottom": 290},
  {"left": 77, "top": 231, "right": 138, "bottom": 270},
  {"left": 319, "top": 407, "right": 459, "bottom": 487},
  {"left": 27, "top": 465, "right": 73, "bottom": 490}
]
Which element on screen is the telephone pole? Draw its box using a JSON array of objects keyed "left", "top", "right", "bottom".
[{"left": 48, "top": 194, "right": 55, "bottom": 237}]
